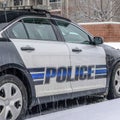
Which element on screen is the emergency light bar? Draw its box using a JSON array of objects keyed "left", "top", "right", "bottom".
[{"left": 0, "top": 5, "right": 51, "bottom": 18}]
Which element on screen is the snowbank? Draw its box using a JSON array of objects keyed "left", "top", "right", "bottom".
[
  {"left": 27, "top": 99, "right": 120, "bottom": 120},
  {"left": 104, "top": 42, "right": 120, "bottom": 49},
  {"left": 78, "top": 22, "right": 120, "bottom": 25}
]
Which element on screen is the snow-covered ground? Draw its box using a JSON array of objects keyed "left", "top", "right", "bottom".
[
  {"left": 105, "top": 42, "right": 120, "bottom": 49},
  {"left": 27, "top": 99, "right": 120, "bottom": 120},
  {"left": 26, "top": 42, "right": 120, "bottom": 120}
]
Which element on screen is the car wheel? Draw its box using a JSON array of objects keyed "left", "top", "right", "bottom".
[
  {"left": 108, "top": 63, "right": 120, "bottom": 99},
  {"left": 0, "top": 74, "right": 27, "bottom": 120}
]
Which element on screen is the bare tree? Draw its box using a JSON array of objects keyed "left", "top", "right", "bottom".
[{"left": 62, "top": 0, "right": 120, "bottom": 22}]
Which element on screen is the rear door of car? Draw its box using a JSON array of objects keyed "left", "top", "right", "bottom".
[
  {"left": 55, "top": 19, "right": 107, "bottom": 93},
  {"left": 5, "top": 17, "right": 72, "bottom": 97}
]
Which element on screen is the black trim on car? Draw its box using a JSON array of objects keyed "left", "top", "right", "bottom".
[
  {"left": 0, "top": 38, "right": 10, "bottom": 42},
  {"left": 33, "top": 88, "right": 106, "bottom": 105},
  {"left": 51, "top": 19, "right": 65, "bottom": 42}
]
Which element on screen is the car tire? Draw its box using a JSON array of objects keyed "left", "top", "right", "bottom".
[
  {"left": 108, "top": 62, "right": 120, "bottom": 99},
  {"left": 0, "top": 74, "right": 27, "bottom": 120}
]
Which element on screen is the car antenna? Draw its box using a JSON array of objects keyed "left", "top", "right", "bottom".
[{"left": 3, "top": 7, "right": 8, "bottom": 23}]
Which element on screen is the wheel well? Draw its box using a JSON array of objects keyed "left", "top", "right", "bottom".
[
  {"left": 0, "top": 68, "right": 32, "bottom": 106},
  {"left": 110, "top": 61, "right": 120, "bottom": 78},
  {"left": 107, "top": 61, "right": 120, "bottom": 99}
]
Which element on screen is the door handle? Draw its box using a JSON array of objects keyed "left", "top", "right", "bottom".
[
  {"left": 21, "top": 46, "right": 35, "bottom": 51},
  {"left": 72, "top": 48, "right": 82, "bottom": 53}
]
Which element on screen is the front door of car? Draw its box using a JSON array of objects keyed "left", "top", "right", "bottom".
[
  {"left": 55, "top": 20, "right": 107, "bottom": 93},
  {"left": 5, "top": 17, "right": 72, "bottom": 97}
]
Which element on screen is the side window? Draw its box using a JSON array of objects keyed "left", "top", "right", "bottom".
[
  {"left": 23, "top": 18, "right": 57, "bottom": 41},
  {"left": 6, "top": 21, "right": 28, "bottom": 39},
  {"left": 56, "top": 20, "right": 90, "bottom": 44}
]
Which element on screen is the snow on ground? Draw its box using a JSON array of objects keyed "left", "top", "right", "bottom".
[
  {"left": 27, "top": 99, "right": 120, "bottom": 120},
  {"left": 78, "top": 22, "right": 120, "bottom": 25},
  {"left": 27, "top": 42, "right": 120, "bottom": 120},
  {"left": 104, "top": 42, "right": 120, "bottom": 49}
]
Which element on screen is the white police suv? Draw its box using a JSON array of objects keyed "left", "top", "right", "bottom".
[{"left": 0, "top": 7, "right": 120, "bottom": 120}]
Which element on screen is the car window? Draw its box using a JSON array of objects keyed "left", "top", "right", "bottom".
[
  {"left": 23, "top": 18, "right": 57, "bottom": 41},
  {"left": 56, "top": 20, "right": 90, "bottom": 44},
  {"left": 6, "top": 21, "right": 28, "bottom": 39}
]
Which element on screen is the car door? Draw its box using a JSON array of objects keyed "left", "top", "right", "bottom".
[
  {"left": 55, "top": 20, "right": 107, "bottom": 93},
  {"left": 5, "top": 17, "right": 72, "bottom": 97}
]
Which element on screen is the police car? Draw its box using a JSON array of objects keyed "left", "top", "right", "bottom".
[{"left": 0, "top": 7, "right": 120, "bottom": 120}]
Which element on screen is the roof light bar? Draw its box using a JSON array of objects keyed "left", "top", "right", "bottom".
[{"left": 0, "top": 5, "right": 51, "bottom": 18}]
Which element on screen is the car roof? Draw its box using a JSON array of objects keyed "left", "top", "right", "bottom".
[{"left": 0, "top": 8, "right": 71, "bottom": 23}]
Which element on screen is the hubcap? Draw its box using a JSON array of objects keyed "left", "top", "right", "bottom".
[
  {"left": 115, "top": 68, "right": 120, "bottom": 94},
  {"left": 0, "top": 83, "right": 23, "bottom": 120}
]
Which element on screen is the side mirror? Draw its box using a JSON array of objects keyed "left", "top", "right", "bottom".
[{"left": 93, "top": 37, "right": 104, "bottom": 45}]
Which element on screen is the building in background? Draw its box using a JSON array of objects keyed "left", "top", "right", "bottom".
[
  {"left": 0, "top": 0, "right": 62, "bottom": 13},
  {"left": 0, "top": 0, "right": 8, "bottom": 7}
]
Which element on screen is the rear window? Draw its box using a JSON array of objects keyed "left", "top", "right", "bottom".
[
  {"left": 6, "top": 21, "right": 28, "bottom": 39},
  {"left": 23, "top": 17, "right": 57, "bottom": 41}
]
